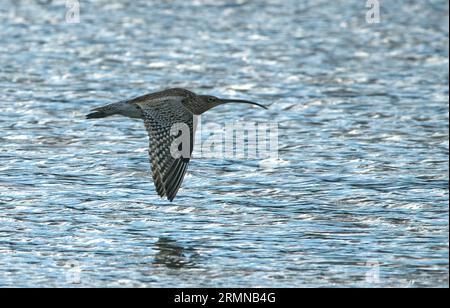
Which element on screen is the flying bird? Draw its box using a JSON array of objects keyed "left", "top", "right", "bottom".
[{"left": 86, "top": 88, "right": 267, "bottom": 201}]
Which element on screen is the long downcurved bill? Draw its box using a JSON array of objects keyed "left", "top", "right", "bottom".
[{"left": 221, "top": 99, "right": 268, "bottom": 110}]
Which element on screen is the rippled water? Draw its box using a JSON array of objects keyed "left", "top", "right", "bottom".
[{"left": 0, "top": 0, "right": 448, "bottom": 287}]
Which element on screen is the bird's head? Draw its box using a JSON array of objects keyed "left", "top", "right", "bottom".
[{"left": 191, "top": 95, "right": 268, "bottom": 115}]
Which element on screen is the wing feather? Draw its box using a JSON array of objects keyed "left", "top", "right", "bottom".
[{"left": 138, "top": 97, "right": 194, "bottom": 201}]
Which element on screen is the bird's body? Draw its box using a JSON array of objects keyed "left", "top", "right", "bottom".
[
  {"left": 87, "top": 88, "right": 267, "bottom": 201},
  {"left": 86, "top": 88, "right": 192, "bottom": 119}
]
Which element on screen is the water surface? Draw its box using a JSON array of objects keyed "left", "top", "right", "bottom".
[{"left": 0, "top": 0, "right": 448, "bottom": 287}]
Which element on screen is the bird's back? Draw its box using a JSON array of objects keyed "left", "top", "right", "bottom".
[{"left": 129, "top": 88, "right": 195, "bottom": 106}]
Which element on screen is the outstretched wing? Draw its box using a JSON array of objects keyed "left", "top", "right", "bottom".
[{"left": 136, "top": 98, "right": 195, "bottom": 202}]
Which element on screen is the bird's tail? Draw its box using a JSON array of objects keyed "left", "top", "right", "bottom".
[{"left": 86, "top": 103, "right": 119, "bottom": 119}]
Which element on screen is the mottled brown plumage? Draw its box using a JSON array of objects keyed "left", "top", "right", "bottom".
[{"left": 86, "top": 88, "right": 267, "bottom": 201}]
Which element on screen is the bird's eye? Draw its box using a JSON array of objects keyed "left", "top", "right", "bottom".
[{"left": 208, "top": 98, "right": 214, "bottom": 102}]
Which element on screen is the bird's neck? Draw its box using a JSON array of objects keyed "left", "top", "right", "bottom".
[{"left": 185, "top": 100, "right": 219, "bottom": 115}]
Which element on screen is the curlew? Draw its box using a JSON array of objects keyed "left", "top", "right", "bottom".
[{"left": 86, "top": 88, "right": 267, "bottom": 201}]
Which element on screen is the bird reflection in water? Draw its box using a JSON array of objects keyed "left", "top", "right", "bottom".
[{"left": 153, "top": 237, "right": 199, "bottom": 269}]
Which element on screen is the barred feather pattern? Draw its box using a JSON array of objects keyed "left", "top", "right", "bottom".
[{"left": 138, "top": 98, "right": 194, "bottom": 202}]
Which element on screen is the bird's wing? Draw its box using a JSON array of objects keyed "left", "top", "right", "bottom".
[{"left": 136, "top": 98, "right": 195, "bottom": 202}]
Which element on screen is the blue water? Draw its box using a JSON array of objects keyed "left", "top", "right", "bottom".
[{"left": 0, "top": 0, "right": 448, "bottom": 287}]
